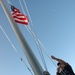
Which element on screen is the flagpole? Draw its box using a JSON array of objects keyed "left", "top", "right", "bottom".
[{"left": 0, "top": 0, "right": 50, "bottom": 75}]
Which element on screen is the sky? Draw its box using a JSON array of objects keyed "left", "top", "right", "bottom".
[{"left": 0, "top": 0, "right": 75, "bottom": 75}]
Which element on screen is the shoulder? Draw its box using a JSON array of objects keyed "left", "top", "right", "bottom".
[
  {"left": 65, "top": 63, "right": 71, "bottom": 66},
  {"left": 64, "top": 63, "right": 73, "bottom": 70}
]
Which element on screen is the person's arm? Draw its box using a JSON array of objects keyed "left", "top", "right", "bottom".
[{"left": 51, "top": 55, "right": 67, "bottom": 64}]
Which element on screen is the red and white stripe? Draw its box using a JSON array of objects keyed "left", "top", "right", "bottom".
[{"left": 12, "top": 8, "right": 28, "bottom": 25}]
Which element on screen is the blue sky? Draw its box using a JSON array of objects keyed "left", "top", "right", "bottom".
[{"left": 0, "top": 0, "right": 75, "bottom": 75}]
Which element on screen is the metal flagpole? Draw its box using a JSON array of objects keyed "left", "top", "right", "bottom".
[{"left": 0, "top": 0, "right": 50, "bottom": 75}]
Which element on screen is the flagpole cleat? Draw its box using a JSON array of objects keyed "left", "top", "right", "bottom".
[{"left": 43, "top": 71, "right": 50, "bottom": 75}]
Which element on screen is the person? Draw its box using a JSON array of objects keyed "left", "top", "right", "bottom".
[{"left": 51, "top": 55, "right": 75, "bottom": 75}]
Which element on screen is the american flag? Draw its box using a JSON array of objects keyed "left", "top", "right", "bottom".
[{"left": 10, "top": 5, "right": 28, "bottom": 25}]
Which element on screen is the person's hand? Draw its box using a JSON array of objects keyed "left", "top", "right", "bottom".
[{"left": 51, "top": 55, "right": 56, "bottom": 59}]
